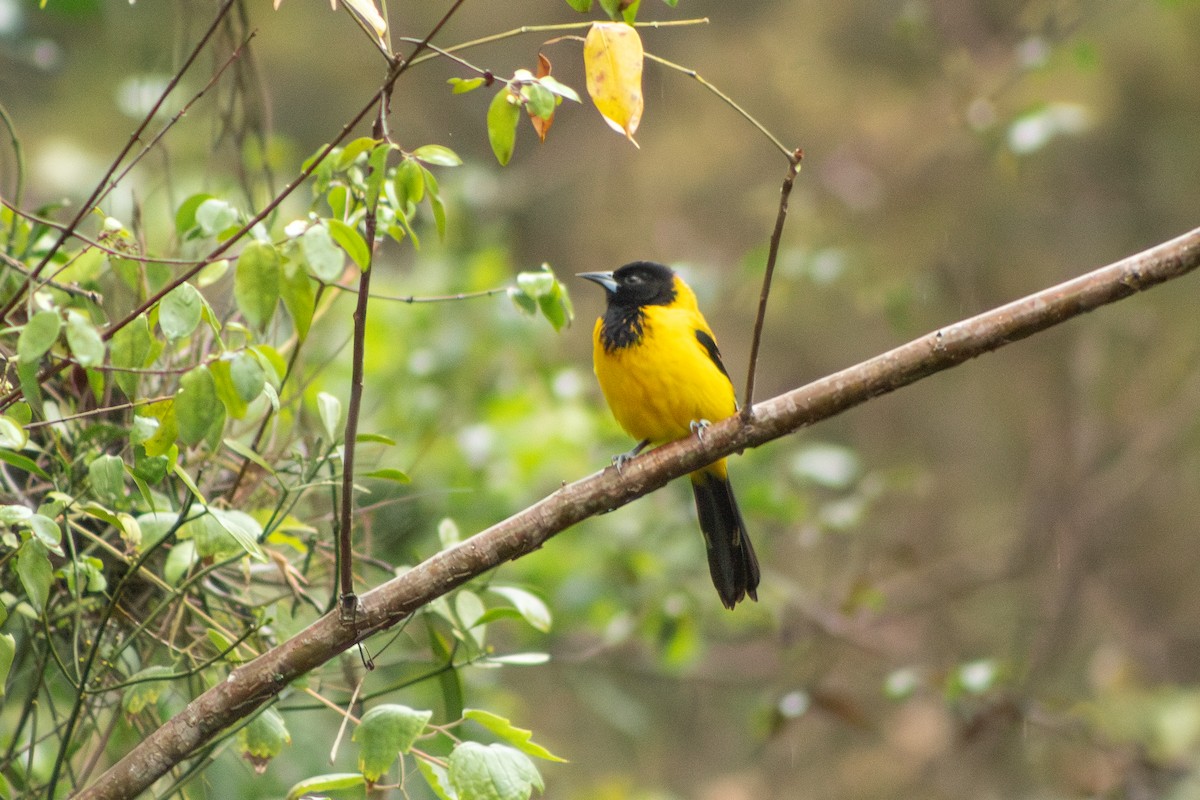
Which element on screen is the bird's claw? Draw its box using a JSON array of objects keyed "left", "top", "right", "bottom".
[
  {"left": 690, "top": 419, "right": 711, "bottom": 440},
  {"left": 610, "top": 439, "right": 650, "bottom": 474}
]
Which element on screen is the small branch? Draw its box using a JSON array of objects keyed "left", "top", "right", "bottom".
[
  {"left": 325, "top": 281, "right": 510, "bottom": 304},
  {"left": 406, "top": 18, "right": 710, "bottom": 68},
  {"left": 741, "top": 149, "right": 802, "bottom": 417},
  {"left": 337, "top": 184, "right": 378, "bottom": 622},
  {"left": 74, "top": 226, "right": 1200, "bottom": 800},
  {"left": 644, "top": 52, "right": 795, "bottom": 161},
  {"left": 0, "top": 99, "right": 26, "bottom": 251}
]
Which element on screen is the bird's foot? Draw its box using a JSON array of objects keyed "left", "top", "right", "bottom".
[
  {"left": 690, "top": 419, "right": 711, "bottom": 440},
  {"left": 611, "top": 439, "right": 650, "bottom": 474}
]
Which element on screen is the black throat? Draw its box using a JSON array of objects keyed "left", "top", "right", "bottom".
[{"left": 599, "top": 302, "right": 646, "bottom": 352}]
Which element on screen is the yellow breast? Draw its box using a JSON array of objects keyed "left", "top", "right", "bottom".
[{"left": 592, "top": 302, "right": 737, "bottom": 445}]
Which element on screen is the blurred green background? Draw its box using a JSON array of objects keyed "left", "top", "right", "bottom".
[{"left": 4, "top": 0, "right": 1200, "bottom": 797}]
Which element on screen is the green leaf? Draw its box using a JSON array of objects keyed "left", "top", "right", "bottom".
[
  {"left": 508, "top": 287, "right": 537, "bottom": 317},
  {"left": 464, "top": 709, "right": 566, "bottom": 762},
  {"left": 317, "top": 392, "right": 342, "bottom": 442},
  {"left": 0, "top": 633, "right": 14, "bottom": 699},
  {"left": 487, "top": 90, "right": 521, "bottom": 166},
  {"left": 448, "top": 742, "right": 544, "bottom": 800},
  {"left": 234, "top": 241, "right": 281, "bottom": 330},
  {"left": 487, "top": 586, "right": 553, "bottom": 633},
  {"left": 0, "top": 447, "right": 49, "bottom": 479},
  {"left": 209, "top": 359, "right": 247, "bottom": 420},
  {"left": 0, "top": 415, "right": 26, "bottom": 450},
  {"left": 520, "top": 83, "right": 557, "bottom": 121},
  {"left": 158, "top": 283, "right": 204, "bottom": 340},
  {"left": 210, "top": 508, "right": 266, "bottom": 561},
  {"left": 57, "top": 555, "right": 107, "bottom": 594},
  {"left": 65, "top": 310, "right": 105, "bottom": 367},
  {"left": 163, "top": 538, "right": 197, "bottom": 584},
  {"left": 16, "top": 539, "right": 52, "bottom": 612},
  {"left": 0, "top": 504, "right": 32, "bottom": 525},
  {"left": 195, "top": 198, "right": 239, "bottom": 237},
  {"left": 121, "top": 665, "right": 177, "bottom": 714},
  {"left": 285, "top": 773, "right": 366, "bottom": 800},
  {"left": 326, "top": 218, "right": 371, "bottom": 270},
  {"left": 229, "top": 351, "right": 266, "bottom": 403},
  {"left": 211, "top": 352, "right": 265, "bottom": 420},
  {"left": 417, "top": 759, "right": 458, "bottom": 800},
  {"left": 563, "top": 0, "right": 592, "bottom": 11},
  {"left": 88, "top": 454, "right": 126, "bottom": 506},
  {"left": 179, "top": 509, "right": 264, "bottom": 561},
  {"left": 110, "top": 314, "right": 155, "bottom": 399},
  {"left": 280, "top": 259, "right": 317, "bottom": 341},
  {"left": 354, "top": 704, "right": 433, "bottom": 782},
  {"left": 300, "top": 222, "right": 346, "bottom": 282},
  {"left": 448, "top": 76, "right": 486, "bottom": 94},
  {"left": 336, "top": 136, "right": 380, "bottom": 170},
  {"left": 393, "top": 159, "right": 425, "bottom": 210},
  {"left": 428, "top": 619, "right": 464, "bottom": 721},
  {"left": 357, "top": 432, "right": 396, "bottom": 446},
  {"left": 17, "top": 310, "right": 61, "bottom": 361},
  {"left": 237, "top": 707, "right": 291, "bottom": 762},
  {"left": 175, "top": 366, "right": 222, "bottom": 447},
  {"left": 175, "top": 192, "right": 215, "bottom": 236},
  {"left": 364, "top": 468, "right": 411, "bottom": 484},
  {"left": 537, "top": 281, "right": 573, "bottom": 331},
  {"left": 537, "top": 75, "right": 581, "bottom": 103},
  {"left": 516, "top": 270, "right": 555, "bottom": 298},
  {"left": 25, "top": 514, "right": 61, "bottom": 550},
  {"left": 366, "top": 141, "right": 392, "bottom": 209},
  {"left": 412, "top": 144, "right": 463, "bottom": 167}
]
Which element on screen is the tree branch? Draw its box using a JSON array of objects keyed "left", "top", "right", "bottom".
[{"left": 73, "top": 225, "right": 1200, "bottom": 800}]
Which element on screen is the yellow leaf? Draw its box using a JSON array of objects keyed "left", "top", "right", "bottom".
[{"left": 583, "top": 22, "right": 643, "bottom": 146}]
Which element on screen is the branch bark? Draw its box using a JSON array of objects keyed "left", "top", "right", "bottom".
[{"left": 74, "top": 224, "right": 1200, "bottom": 799}]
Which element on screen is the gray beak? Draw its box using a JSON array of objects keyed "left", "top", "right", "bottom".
[{"left": 577, "top": 271, "right": 619, "bottom": 294}]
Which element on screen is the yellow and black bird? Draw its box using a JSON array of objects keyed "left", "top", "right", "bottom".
[{"left": 580, "top": 261, "right": 760, "bottom": 609}]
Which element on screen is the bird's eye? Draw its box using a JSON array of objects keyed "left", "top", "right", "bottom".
[{"left": 624, "top": 273, "right": 643, "bottom": 285}]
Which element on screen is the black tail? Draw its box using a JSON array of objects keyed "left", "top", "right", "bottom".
[{"left": 691, "top": 470, "right": 761, "bottom": 609}]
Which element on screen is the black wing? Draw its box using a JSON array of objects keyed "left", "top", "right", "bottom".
[{"left": 695, "top": 329, "right": 732, "bottom": 383}]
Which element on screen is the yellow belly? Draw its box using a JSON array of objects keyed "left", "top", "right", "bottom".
[{"left": 592, "top": 306, "right": 737, "bottom": 446}]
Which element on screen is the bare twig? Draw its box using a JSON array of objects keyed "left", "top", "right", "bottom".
[
  {"left": 742, "top": 149, "right": 803, "bottom": 417},
  {"left": 74, "top": 226, "right": 1200, "bottom": 800}
]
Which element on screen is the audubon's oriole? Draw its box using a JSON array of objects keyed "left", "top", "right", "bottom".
[{"left": 580, "top": 261, "right": 761, "bottom": 609}]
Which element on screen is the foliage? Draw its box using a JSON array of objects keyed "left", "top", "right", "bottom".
[{"left": 2, "top": 1, "right": 1200, "bottom": 799}]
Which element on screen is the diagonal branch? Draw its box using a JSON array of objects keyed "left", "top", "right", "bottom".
[{"left": 73, "top": 225, "right": 1200, "bottom": 800}]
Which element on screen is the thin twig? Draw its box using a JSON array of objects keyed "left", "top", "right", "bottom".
[
  {"left": 741, "top": 149, "right": 803, "bottom": 418},
  {"left": 0, "top": 99, "right": 26, "bottom": 252},
  {"left": 326, "top": 281, "right": 510, "bottom": 304},
  {"left": 644, "top": 52, "right": 795, "bottom": 160},
  {"left": 406, "top": 17, "right": 710, "bottom": 67}
]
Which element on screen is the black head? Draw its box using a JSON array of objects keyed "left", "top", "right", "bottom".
[{"left": 579, "top": 261, "right": 677, "bottom": 308}]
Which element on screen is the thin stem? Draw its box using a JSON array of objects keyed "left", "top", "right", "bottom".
[
  {"left": 337, "top": 210, "right": 375, "bottom": 619},
  {"left": 644, "top": 52, "right": 794, "bottom": 160},
  {"left": 741, "top": 150, "right": 803, "bottom": 418},
  {"left": 0, "top": 99, "right": 26, "bottom": 253},
  {"left": 325, "top": 281, "right": 510, "bottom": 304},
  {"left": 406, "top": 17, "right": 710, "bottom": 67}
]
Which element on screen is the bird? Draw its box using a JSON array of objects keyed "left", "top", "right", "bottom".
[{"left": 579, "top": 261, "right": 760, "bottom": 609}]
